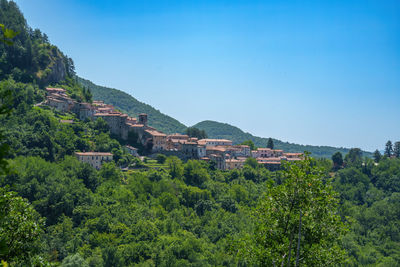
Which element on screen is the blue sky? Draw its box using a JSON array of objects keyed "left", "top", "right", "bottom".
[{"left": 14, "top": 0, "right": 400, "bottom": 151}]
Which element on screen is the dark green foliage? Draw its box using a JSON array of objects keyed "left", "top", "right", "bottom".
[
  {"left": 373, "top": 149, "right": 382, "bottom": 163},
  {"left": 0, "top": 0, "right": 74, "bottom": 86},
  {"left": 266, "top": 137, "right": 274, "bottom": 149},
  {"left": 77, "top": 76, "right": 186, "bottom": 134},
  {"left": 185, "top": 127, "right": 207, "bottom": 139},
  {"left": 156, "top": 153, "right": 167, "bottom": 164},
  {"left": 332, "top": 151, "right": 344, "bottom": 170},
  {"left": 385, "top": 140, "right": 393, "bottom": 157},
  {"left": 393, "top": 141, "right": 400, "bottom": 158},
  {"left": 193, "top": 120, "right": 372, "bottom": 158},
  {"left": 344, "top": 148, "right": 363, "bottom": 168},
  {"left": 332, "top": 157, "right": 400, "bottom": 265}
]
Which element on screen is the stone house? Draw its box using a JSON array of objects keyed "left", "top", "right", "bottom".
[{"left": 75, "top": 152, "right": 113, "bottom": 170}]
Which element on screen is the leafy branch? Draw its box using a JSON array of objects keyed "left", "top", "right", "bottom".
[{"left": 0, "top": 24, "right": 19, "bottom": 46}]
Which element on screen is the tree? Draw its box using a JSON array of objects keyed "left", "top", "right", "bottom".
[
  {"left": 232, "top": 154, "right": 348, "bottom": 266},
  {"left": 0, "top": 188, "right": 44, "bottom": 264},
  {"left": 373, "top": 149, "right": 382, "bottom": 163},
  {"left": 393, "top": 141, "right": 400, "bottom": 158},
  {"left": 244, "top": 157, "right": 258, "bottom": 169},
  {"left": 156, "top": 153, "right": 167, "bottom": 164},
  {"left": 332, "top": 151, "right": 343, "bottom": 170},
  {"left": 384, "top": 140, "right": 393, "bottom": 157},
  {"left": 239, "top": 140, "right": 256, "bottom": 151},
  {"left": 344, "top": 148, "right": 363, "bottom": 168},
  {"left": 166, "top": 156, "right": 184, "bottom": 179},
  {"left": 185, "top": 127, "right": 207, "bottom": 139},
  {"left": 267, "top": 138, "right": 274, "bottom": 149},
  {"left": 0, "top": 23, "right": 19, "bottom": 46}
]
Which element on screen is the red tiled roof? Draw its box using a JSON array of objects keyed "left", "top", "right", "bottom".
[{"left": 145, "top": 130, "right": 166, "bottom": 137}]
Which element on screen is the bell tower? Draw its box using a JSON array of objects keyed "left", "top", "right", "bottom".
[{"left": 139, "top": 113, "right": 148, "bottom": 126}]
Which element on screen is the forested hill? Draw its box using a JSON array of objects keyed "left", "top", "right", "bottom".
[
  {"left": 193, "top": 120, "right": 372, "bottom": 158},
  {"left": 77, "top": 76, "right": 187, "bottom": 134}
]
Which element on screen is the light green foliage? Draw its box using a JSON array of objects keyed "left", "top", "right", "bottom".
[
  {"left": 0, "top": 23, "right": 18, "bottom": 46},
  {"left": 0, "top": 188, "right": 44, "bottom": 264},
  {"left": 166, "top": 156, "right": 184, "bottom": 179},
  {"left": 239, "top": 140, "right": 256, "bottom": 150},
  {"left": 233, "top": 155, "right": 348, "bottom": 266},
  {"left": 61, "top": 253, "right": 89, "bottom": 267}
]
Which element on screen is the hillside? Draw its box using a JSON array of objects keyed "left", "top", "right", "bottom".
[
  {"left": 76, "top": 77, "right": 370, "bottom": 158},
  {"left": 0, "top": 0, "right": 74, "bottom": 86},
  {"left": 193, "top": 120, "right": 372, "bottom": 158},
  {"left": 77, "top": 77, "right": 187, "bottom": 134}
]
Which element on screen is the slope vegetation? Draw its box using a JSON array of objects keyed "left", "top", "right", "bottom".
[{"left": 77, "top": 77, "right": 187, "bottom": 134}]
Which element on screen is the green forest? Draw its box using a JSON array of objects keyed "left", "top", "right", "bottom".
[{"left": 1, "top": 1, "right": 400, "bottom": 266}]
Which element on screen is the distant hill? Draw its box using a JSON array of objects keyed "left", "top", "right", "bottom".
[
  {"left": 77, "top": 77, "right": 187, "bottom": 134},
  {"left": 77, "top": 77, "right": 371, "bottom": 159},
  {"left": 193, "top": 120, "right": 372, "bottom": 158}
]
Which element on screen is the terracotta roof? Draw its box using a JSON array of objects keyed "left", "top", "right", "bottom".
[
  {"left": 145, "top": 130, "right": 166, "bottom": 137},
  {"left": 284, "top": 153, "right": 303, "bottom": 156},
  {"left": 47, "top": 97, "right": 64, "bottom": 103},
  {"left": 206, "top": 146, "right": 226, "bottom": 152},
  {"left": 75, "top": 152, "right": 113, "bottom": 156},
  {"left": 129, "top": 124, "right": 144, "bottom": 128},
  {"left": 198, "top": 138, "right": 233, "bottom": 143},
  {"left": 94, "top": 113, "right": 123, "bottom": 117},
  {"left": 46, "top": 87, "right": 66, "bottom": 92}
]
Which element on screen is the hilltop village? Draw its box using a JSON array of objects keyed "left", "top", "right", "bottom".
[{"left": 45, "top": 87, "right": 303, "bottom": 170}]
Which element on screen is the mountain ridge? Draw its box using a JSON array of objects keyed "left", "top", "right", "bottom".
[
  {"left": 77, "top": 77, "right": 371, "bottom": 158},
  {"left": 192, "top": 120, "right": 372, "bottom": 158}
]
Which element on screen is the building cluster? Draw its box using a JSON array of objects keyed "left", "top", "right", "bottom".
[
  {"left": 165, "top": 134, "right": 303, "bottom": 170},
  {"left": 45, "top": 87, "right": 167, "bottom": 153},
  {"left": 46, "top": 87, "right": 303, "bottom": 170}
]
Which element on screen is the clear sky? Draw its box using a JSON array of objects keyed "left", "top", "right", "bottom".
[{"left": 14, "top": 0, "right": 400, "bottom": 151}]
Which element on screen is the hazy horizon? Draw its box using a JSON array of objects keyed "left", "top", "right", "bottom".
[{"left": 15, "top": 0, "right": 400, "bottom": 152}]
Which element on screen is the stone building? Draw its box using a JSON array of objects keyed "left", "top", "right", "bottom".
[
  {"left": 125, "top": 145, "right": 139, "bottom": 157},
  {"left": 198, "top": 139, "right": 233, "bottom": 148},
  {"left": 225, "top": 158, "right": 246, "bottom": 170},
  {"left": 144, "top": 129, "right": 167, "bottom": 151},
  {"left": 75, "top": 152, "right": 113, "bottom": 170}
]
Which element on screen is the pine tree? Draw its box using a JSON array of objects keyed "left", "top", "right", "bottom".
[
  {"left": 384, "top": 140, "right": 393, "bottom": 157},
  {"left": 373, "top": 149, "right": 382, "bottom": 163},
  {"left": 267, "top": 137, "right": 274, "bottom": 149},
  {"left": 394, "top": 141, "right": 400, "bottom": 158}
]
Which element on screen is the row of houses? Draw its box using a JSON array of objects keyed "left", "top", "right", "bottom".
[
  {"left": 45, "top": 87, "right": 167, "bottom": 153},
  {"left": 45, "top": 87, "right": 303, "bottom": 170}
]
